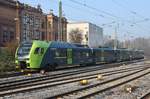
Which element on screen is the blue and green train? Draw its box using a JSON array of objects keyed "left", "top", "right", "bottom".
[{"left": 15, "top": 40, "right": 144, "bottom": 71}]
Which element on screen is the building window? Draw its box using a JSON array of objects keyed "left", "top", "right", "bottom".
[
  {"left": 30, "top": 16, "right": 34, "bottom": 26},
  {"left": 3, "top": 31, "right": 9, "bottom": 42},
  {"left": 48, "top": 22, "right": 51, "bottom": 28},
  {"left": 85, "top": 34, "right": 88, "bottom": 41},
  {"left": 35, "top": 18, "right": 40, "bottom": 29},
  {"left": 41, "top": 21, "right": 45, "bottom": 28},
  {"left": 10, "top": 32, "right": 14, "bottom": 41}
]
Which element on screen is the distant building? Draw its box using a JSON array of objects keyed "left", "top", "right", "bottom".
[
  {"left": 47, "top": 12, "right": 67, "bottom": 41},
  {"left": 0, "top": 0, "right": 67, "bottom": 47},
  {"left": 103, "top": 35, "right": 112, "bottom": 44},
  {"left": 67, "top": 22, "right": 103, "bottom": 48},
  {"left": 20, "top": 4, "right": 47, "bottom": 42},
  {"left": 0, "top": 0, "right": 46, "bottom": 46}
]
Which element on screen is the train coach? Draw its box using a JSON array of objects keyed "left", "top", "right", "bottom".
[
  {"left": 15, "top": 40, "right": 144, "bottom": 72},
  {"left": 93, "top": 48, "right": 117, "bottom": 64},
  {"left": 15, "top": 40, "right": 93, "bottom": 71}
]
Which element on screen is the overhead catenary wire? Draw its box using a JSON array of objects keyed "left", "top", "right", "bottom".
[
  {"left": 68, "top": 0, "right": 149, "bottom": 27},
  {"left": 111, "top": 0, "right": 149, "bottom": 20},
  {"left": 59, "top": 0, "right": 148, "bottom": 28},
  {"left": 50, "top": 0, "right": 116, "bottom": 25},
  {"left": 69, "top": 0, "right": 120, "bottom": 19},
  {"left": 63, "top": 2, "right": 108, "bottom": 19},
  {"left": 111, "top": 0, "right": 150, "bottom": 34},
  {"left": 50, "top": 0, "right": 149, "bottom": 40}
]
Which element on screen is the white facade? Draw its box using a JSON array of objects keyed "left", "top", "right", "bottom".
[{"left": 67, "top": 22, "right": 103, "bottom": 48}]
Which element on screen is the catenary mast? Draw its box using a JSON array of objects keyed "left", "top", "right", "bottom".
[{"left": 58, "top": 0, "right": 62, "bottom": 41}]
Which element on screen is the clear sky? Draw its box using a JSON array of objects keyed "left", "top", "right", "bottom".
[{"left": 19, "top": 0, "right": 150, "bottom": 41}]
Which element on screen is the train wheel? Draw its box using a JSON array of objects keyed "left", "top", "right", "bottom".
[
  {"left": 50, "top": 64, "right": 56, "bottom": 71},
  {"left": 46, "top": 64, "right": 56, "bottom": 71},
  {"left": 80, "top": 64, "right": 86, "bottom": 66}
]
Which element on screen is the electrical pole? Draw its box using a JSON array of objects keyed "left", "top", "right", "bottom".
[
  {"left": 15, "top": 0, "right": 20, "bottom": 44},
  {"left": 58, "top": 0, "right": 62, "bottom": 41},
  {"left": 114, "top": 26, "right": 117, "bottom": 50},
  {"left": 123, "top": 34, "right": 126, "bottom": 48},
  {"left": 114, "top": 23, "right": 119, "bottom": 50},
  {"left": 114, "top": 27, "right": 117, "bottom": 50}
]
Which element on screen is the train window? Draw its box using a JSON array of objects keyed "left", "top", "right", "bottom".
[
  {"left": 62, "top": 50, "right": 67, "bottom": 57},
  {"left": 55, "top": 49, "right": 67, "bottom": 58},
  {"left": 86, "top": 53, "right": 89, "bottom": 57},
  {"left": 96, "top": 51, "right": 101, "bottom": 57},
  {"left": 55, "top": 51, "right": 60, "bottom": 57},
  {"left": 80, "top": 51, "right": 89, "bottom": 58},
  {"left": 80, "top": 52, "right": 84, "bottom": 57},
  {"left": 34, "top": 47, "right": 40, "bottom": 54},
  {"left": 104, "top": 51, "right": 112, "bottom": 57},
  {"left": 75, "top": 51, "right": 81, "bottom": 59},
  {"left": 34, "top": 47, "right": 44, "bottom": 54}
]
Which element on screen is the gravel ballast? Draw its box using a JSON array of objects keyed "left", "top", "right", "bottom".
[{"left": 0, "top": 61, "right": 149, "bottom": 99}]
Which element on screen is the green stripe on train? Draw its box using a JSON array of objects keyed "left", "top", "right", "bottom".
[{"left": 67, "top": 48, "right": 72, "bottom": 64}]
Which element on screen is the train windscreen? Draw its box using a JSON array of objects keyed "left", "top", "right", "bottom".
[{"left": 17, "top": 42, "right": 32, "bottom": 56}]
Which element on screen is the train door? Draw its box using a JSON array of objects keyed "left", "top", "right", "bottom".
[
  {"left": 30, "top": 47, "right": 45, "bottom": 68},
  {"left": 67, "top": 48, "right": 73, "bottom": 64}
]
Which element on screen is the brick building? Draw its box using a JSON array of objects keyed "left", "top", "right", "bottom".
[
  {"left": 47, "top": 13, "right": 67, "bottom": 41},
  {"left": 0, "top": 0, "right": 16, "bottom": 46},
  {"left": 0, "top": 0, "right": 67, "bottom": 47},
  {"left": 20, "top": 4, "right": 46, "bottom": 41}
]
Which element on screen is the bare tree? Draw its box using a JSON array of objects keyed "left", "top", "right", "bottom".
[
  {"left": 5, "top": 40, "right": 18, "bottom": 56},
  {"left": 69, "top": 28, "right": 83, "bottom": 43},
  {"left": 103, "top": 39, "right": 122, "bottom": 48}
]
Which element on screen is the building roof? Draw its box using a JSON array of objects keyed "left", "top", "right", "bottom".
[
  {"left": 68, "top": 21, "right": 102, "bottom": 29},
  {"left": 68, "top": 21, "right": 90, "bottom": 24}
]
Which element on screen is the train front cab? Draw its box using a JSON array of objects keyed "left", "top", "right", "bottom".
[
  {"left": 15, "top": 41, "right": 49, "bottom": 70},
  {"left": 15, "top": 41, "right": 32, "bottom": 69}
]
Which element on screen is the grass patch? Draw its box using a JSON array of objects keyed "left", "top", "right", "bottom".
[{"left": 0, "top": 48, "right": 16, "bottom": 74}]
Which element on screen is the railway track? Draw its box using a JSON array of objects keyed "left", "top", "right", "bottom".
[
  {"left": 0, "top": 60, "right": 146, "bottom": 87},
  {"left": 0, "top": 63, "right": 149, "bottom": 98},
  {"left": 0, "top": 66, "right": 146, "bottom": 92},
  {"left": 0, "top": 71, "right": 27, "bottom": 78},
  {"left": 0, "top": 59, "right": 144, "bottom": 87},
  {"left": 47, "top": 68, "right": 150, "bottom": 99},
  {"left": 139, "top": 90, "right": 150, "bottom": 99},
  {"left": 0, "top": 59, "right": 143, "bottom": 79},
  {"left": 0, "top": 60, "right": 142, "bottom": 85}
]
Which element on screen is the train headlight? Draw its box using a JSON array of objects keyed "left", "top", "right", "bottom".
[
  {"left": 15, "top": 60, "right": 19, "bottom": 64},
  {"left": 16, "top": 66, "right": 19, "bottom": 69},
  {"left": 26, "top": 60, "right": 29, "bottom": 63},
  {"left": 21, "top": 69, "right": 24, "bottom": 72}
]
